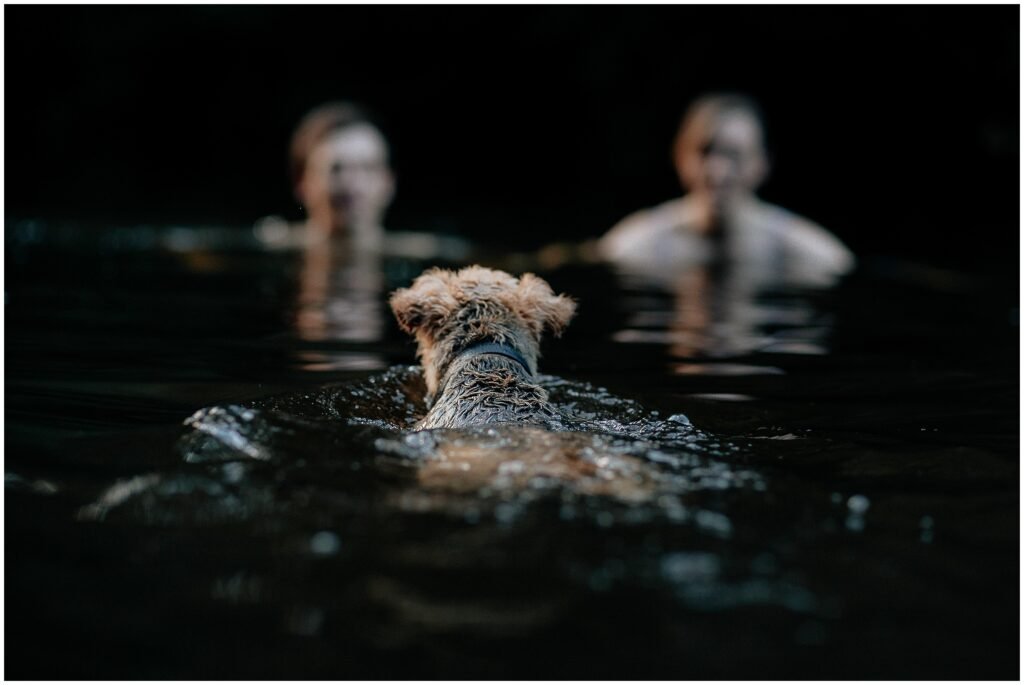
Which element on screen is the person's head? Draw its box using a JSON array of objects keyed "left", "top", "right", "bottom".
[
  {"left": 289, "top": 102, "right": 395, "bottom": 238},
  {"left": 673, "top": 93, "right": 769, "bottom": 211}
]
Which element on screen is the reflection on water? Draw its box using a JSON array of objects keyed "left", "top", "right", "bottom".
[
  {"left": 287, "top": 229, "right": 469, "bottom": 371},
  {"left": 4, "top": 222, "right": 1018, "bottom": 679},
  {"left": 611, "top": 260, "right": 836, "bottom": 365},
  {"left": 295, "top": 244, "right": 386, "bottom": 344}
]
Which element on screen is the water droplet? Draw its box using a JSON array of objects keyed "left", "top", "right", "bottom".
[
  {"left": 661, "top": 552, "right": 720, "bottom": 583},
  {"left": 919, "top": 515, "right": 935, "bottom": 543},
  {"left": 846, "top": 494, "right": 870, "bottom": 514},
  {"left": 495, "top": 503, "right": 518, "bottom": 524},
  {"left": 695, "top": 510, "right": 733, "bottom": 538},
  {"left": 845, "top": 515, "right": 865, "bottom": 532},
  {"left": 310, "top": 531, "right": 341, "bottom": 556},
  {"left": 222, "top": 462, "right": 246, "bottom": 484}
]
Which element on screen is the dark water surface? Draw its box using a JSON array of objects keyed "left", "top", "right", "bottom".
[{"left": 5, "top": 222, "right": 1019, "bottom": 679}]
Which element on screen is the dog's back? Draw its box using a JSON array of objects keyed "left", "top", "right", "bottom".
[{"left": 416, "top": 354, "right": 560, "bottom": 430}]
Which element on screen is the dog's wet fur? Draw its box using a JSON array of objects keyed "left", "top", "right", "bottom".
[{"left": 390, "top": 266, "right": 576, "bottom": 430}]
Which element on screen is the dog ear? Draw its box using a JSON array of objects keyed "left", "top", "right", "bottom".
[
  {"left": 514, "top": 273, "right": 577, "bottom": 338},
  {"left": 389, "top": 270, "right": 459, "bottom": 336}
]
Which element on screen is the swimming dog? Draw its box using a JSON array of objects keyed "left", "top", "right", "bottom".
[{"left": 389, "top": 266, "right": 576, "bottom": 430}]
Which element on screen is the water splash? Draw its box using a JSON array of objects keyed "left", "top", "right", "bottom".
[
  {"left": 73, "top": 365, "right": 822, "bottom": 621},
  {"left": 170, "top": 367, "right": 768, "bottom": 526}
]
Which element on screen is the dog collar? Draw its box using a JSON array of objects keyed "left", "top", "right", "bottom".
[
  {"left": 429, "top": 340, "right": 533, "bottom": 407},
  {"left": 456, "top": 341, "right": 531, "bottom": 374}
]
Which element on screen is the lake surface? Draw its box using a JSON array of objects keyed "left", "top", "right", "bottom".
[{"left": 4, "top": 220, "right": 1019, "bottom": 679}]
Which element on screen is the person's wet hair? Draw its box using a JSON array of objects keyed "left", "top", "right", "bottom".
[
  {"left": 673, "top": 92, "right": 767, "bottom": 160},
  {"left": 288, "top": 101, "right": 388, "bottom": 190}
]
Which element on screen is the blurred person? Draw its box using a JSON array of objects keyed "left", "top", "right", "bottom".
[
  {"left": 595, "top": 94, "right": 850, "bottom": 361},
  {"left": 256, "top": 102, "right": 467, "bottom": 355},
  {"left": 290, "top": 101, "right": 395, "bottom": 251},
  {"left": 257, "top": 101, "right": 466, "bottom": 259},
  {"left": 599, "top": 93, "right": 854, "bottom": 287}
]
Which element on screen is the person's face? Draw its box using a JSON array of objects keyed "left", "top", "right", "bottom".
[
  {"left": 298, "top": 124, "right": 395, "bottom": 233},
  {"left": 676, "top": 111, "right": 768, "bottom": 208}
]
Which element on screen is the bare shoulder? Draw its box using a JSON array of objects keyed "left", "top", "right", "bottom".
[
  {"left": 598, "top": 198, "right": 695, "bottom": 262},
  {"left": 253, "top": 215, "right": 309, "bottom": 250},
  {"left": 762, "top": 203, "right": 855, "bottom": 274},
  {"left": 383, "top": 231, "right": 472, "bottom": 261}
]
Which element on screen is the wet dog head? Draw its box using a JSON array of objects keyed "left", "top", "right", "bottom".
[{"left": 389, "top": 266, "right": 576, "bottom": 397}]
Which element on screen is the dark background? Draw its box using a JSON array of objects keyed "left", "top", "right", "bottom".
[{"left": 5, "top": 5, "right": 1019, "bottom": 271}]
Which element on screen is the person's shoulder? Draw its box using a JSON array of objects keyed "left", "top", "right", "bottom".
[
  {"left": 761, "top": 202, "right": 855, "bottom": 274},
  {"left": 383, "top": 230, "right": 472, "bottom": 261},
  {"left": 253, "top": 215, "right": 309, "bottom": 250},
  {"left": 599, "top": 197, "right": 691, "bottom": 261}
]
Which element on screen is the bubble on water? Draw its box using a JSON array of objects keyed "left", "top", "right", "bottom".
[
  {"left": 844, "top": 496, "right": 870, "bottom": 532},
  {"left": 660, "top": 552, "right": 720, "bottom": 583},
  {"left": 495, "top": 503, "right": 519, "bottom": 525},
  {"left": 847, "top": 494, "right": 870, "bottom": 514},
  {"left": 310, "top": 531, "right": 341, "bottom": 556},
  {"left": 919, "top": 515, "right": 935, "bottom": 543},
  {"left": 222, "top": 461, "right": 247, "bottom": 484},
  {"left": 695, "top": 510, "right": 733, "bottom": 538}
]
